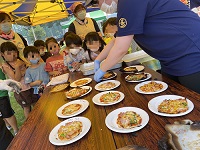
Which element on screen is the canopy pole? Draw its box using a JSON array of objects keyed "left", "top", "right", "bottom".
[{"left": 31, "top": 26, "right": 36, "bottom": 41}]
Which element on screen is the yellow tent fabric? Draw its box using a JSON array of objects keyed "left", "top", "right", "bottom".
[{"left": 0, "top": 0, "right": 69, "bottom": 26}]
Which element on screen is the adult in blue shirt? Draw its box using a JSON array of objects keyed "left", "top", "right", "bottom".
[{"left": 85, "top": 0, "right": 200, "bottom": 94}]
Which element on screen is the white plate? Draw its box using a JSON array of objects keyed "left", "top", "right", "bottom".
[
  {"left": 148, "top": 95, "right": 194, "bottom": 117},
  {"left": 121, "top": 65, "right": 145, "bottom": 73},
  {"left": 105, "top": 107, "right": 149, "bottom": 133},
  {"left": 65, "top": 86, "right": 92, "bottom": 99},
  {"left": 95, "top": 80, "right": 120, "bottom": 91},
  {"left": 56, "top": 99, "right": 89, "bottom": 118},
  {"left": 70, "top": 78, "right": 92, "bottom": 87},
  {"left": 125, "top": 73, "right": 152, "bottom": 83},
  {"left": 134, "top": 80, "right": 168, "bottom": 94},
  {"left": 92, "top": 91, "right": 125, "bottom": 106},
  {"left": 102, "top": 72, "right": 117, "bottom": 80},
  {"left": 49, "top": 117, "right": 91, "bottom": 145}
]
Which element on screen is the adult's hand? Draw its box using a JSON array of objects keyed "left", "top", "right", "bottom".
[
  {"left": 94, "top": 60, "right": 101, "bottom": 72},
  {"left": 94, "top": 68, "right": 105, "bottom": 82},
  {"left": 0, "top": 79, "right": 22, "bottom": 93}
]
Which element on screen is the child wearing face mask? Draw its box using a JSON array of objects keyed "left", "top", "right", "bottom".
[
  {"left": 0, "top": 42, "right": 38, "bottom": 120},
  {"left": 68, "top": 2, "right": 102, "bottom": 40},
  {"left": 24, "top": 46, "right": 49, "bottom": 97},
  {"left": 64, "top": 33, "right": 86, "bottom": 72},
  {"left": 45, "top": 37, "right": 67, "bottom": 78},
  {"left": 83, "top": 32, "right": 106, "bottom": 62},
  {"left": 34, "top": 40, "right": 52, "bottom": 62},
  {"left": 0, "top": 12, "right": 29, "bottom": 66}
]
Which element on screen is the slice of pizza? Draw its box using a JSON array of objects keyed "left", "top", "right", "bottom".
[
  {"left": 100, "top": 92, "right": 120, "bottom": 103},
  {"left": 75, "top": 79, "right": 88, "bottom": 86},
  {"left": 65, "top": 88, "right": 89, "bottom": 98},
  {"left": 158, "top": 98, "right": 188, "bottom": 114},
  {"left": 117, "top": 111, "right": 142, "bottom": 129},
  {"left": 126, "top": 73, "right": 147, "bottom": 81},
  {"left": 62, "top": 104, "right": 82, "bottom": 115},
  {"left": 57, "top": 121, "right": 82, "bottom": 141}
]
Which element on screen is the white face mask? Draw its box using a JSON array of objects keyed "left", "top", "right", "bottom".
[
  {"left": 90, "top": 49, "right": 99, "bottom": 52},
  {"left": 100, "top": 0, "right": 118, "bottom": 14},
  {"left": 70, "top": 48, "right": 80, "bottom": 55},
  {"left": 77, "top": 10, "right": 86, "bottom": 20},
  {"left": 105, "top": 33, "right": 115, "bottom": 38}
]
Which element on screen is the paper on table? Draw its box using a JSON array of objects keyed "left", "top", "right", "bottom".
[{"left": 46, "top": 73, "right": 69, "bottom": 86}]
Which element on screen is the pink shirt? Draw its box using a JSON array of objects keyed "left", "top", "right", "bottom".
[{"left": 45, "top": 54, "right": 66, "bottom": 74}]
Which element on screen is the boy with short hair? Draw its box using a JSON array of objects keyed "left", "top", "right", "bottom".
[
  {"left": 24, "top": 46, "right": 49, "bottom": 97},
  {"left": 34, "top": 40, "right": 52, "bottom": 62}
]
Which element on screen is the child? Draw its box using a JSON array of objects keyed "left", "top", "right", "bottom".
[
  {"left": 23, "top": 46, "right": 49, "bottom": 97},
  {"left": 83, "top": 32, "right": 106, "bottom": 62},
  {"left": 0, "top": 42, "right": 38, "bottom": 120},
  {"left": 0, "top": 67, "right": 18, "bottom": 135},
  {"left": 34, "top": 40, "right": 52, "bottom": 62},
  {"left": 64, "top": 33, "right": 86, "bottom": 72},
  {"left": 102, "top": 17, "right": 118, "bottom": 42},
  {"left": 45, "top": 37, "right": 67, "bottom": 78}
]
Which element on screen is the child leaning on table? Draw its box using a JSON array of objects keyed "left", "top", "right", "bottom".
[
  {"left": 45, "top": 37, "right": 67, "bottom": 79},
  {"left": 23, "top": 46, "right": 49, "bottom": 97},
  {"left": 83, "top": 32, "right": 106, "bottom": 62},
  {"left": 34, "top": 40, "right": 52, "bottom": 62},
  {"left": 64, "top": 33, "right": 86, "bottom": 72},
  {"left": 0, "top": 42, "right": 38, "bottom": 120}
]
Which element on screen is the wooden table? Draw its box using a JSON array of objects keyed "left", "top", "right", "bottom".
[{"left": 7, "top": 68, "right": 200, "bottom": 150}]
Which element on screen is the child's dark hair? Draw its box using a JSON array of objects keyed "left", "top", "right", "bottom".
[
  {"left": 83, "top": 32, "right": 106, "bottom": 61},
  {"left": 45, "top": 37, "right": 58, "bottom": 49},
  {"left": 0, "top": 42, "right": 18, "bottom": 53},
  {"left": 34, "top": 40, "right": 45, "bottom": 47},
  {"left": 65, "top": 33, "right": 82, "bottom": 47},
  {"left": 102, "top": 17, "right": 117, "bottom": 33},
  {"left": 73, "top": 4, "right": 86, "bottom": 14},
  {"left": 0, "top": 12, "right": 12, "bottom": 23},
  {"left": 23, "top": 46, "right": 39, "bottom": 58}
]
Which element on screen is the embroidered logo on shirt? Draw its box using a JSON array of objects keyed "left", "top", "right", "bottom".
[{"left": 119, "top": 18, "right": 127, "bottom": 28}]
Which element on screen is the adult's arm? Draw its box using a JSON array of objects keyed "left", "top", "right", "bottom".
[
  {"left": 100, "top": 35, "right": 134, "bottom": 72},
  {"left": 91, "top": 18, "right": 102, "bottom": 37},
  {"left": 68, "top": 23, "right": 76, "bottom": 34},
  {"left": 17, "top": 33, "right": 28, "bottom": 46},
  {"left": 91, "top": 18, "right": 100, "bottom": 32}
]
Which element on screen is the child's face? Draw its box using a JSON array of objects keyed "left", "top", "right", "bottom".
[
  {"left": 37, "top": 46, "right": 46, "bottom": 56},
  {"left": 104, "top": 24, "right": 118, "bottom": 35},
  {"left": 86, "top": 41, "right": 100, "bottom": 52},
  {"left": 26, "top": 52, "right": 40, "bottom": 64},
  {"left": 68, "top": 44, "right": 81, "bottom": 56},
  {"left": 47, "top": 42, "right": 60, "bottom": 55},
  {"left": 2, "top": 51, "right": 17, "bottom": 62}
]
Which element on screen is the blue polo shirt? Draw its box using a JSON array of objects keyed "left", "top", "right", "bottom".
[{"left": 116, "top": 0, "right": 200, "bottom": 76}]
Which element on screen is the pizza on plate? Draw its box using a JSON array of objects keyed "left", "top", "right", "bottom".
[
  {"left": 65, "top": 87, "right": 89, "bottom": 98},
  {"left": 158, "top": 98, "right": 188, "bottom": 114},
  {"left": 117, "top": 111, "right": 142, "bottom": 129},
  {"left": 139, "top": 81, "right": 163, "bottom": 92},
  {"left": 99, "top": 92, "right": 120, "bottom": 103},
  {"left": 74, "top": 79, "right": 89, "bottom": 86},
  {"left": 126, "top": 73, "right": 147, "bottom": 81},
  {"left": 57, "top": 121, "right": 82, "bottom": 141},
  {"left": 98, "top": 82, "right": 116, "bottom": 90},
  {"left": 124, "top": 66, "right": 137, "bottom": 72},
  {"left": 103, "top": 72, "right": 115, "bottom": 79},
  {"left": 62, "top": 104, "right": 82, "bottom": 115},
  {"left": 50, "top": 83, "right": 69, "bottom": 93}
]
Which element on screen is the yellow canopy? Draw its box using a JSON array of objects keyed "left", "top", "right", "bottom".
[{"left": 0, "top": 0, "right": 82, "bottom": 26}]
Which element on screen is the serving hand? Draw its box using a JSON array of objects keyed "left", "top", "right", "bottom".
[
  {"left": 94, "top": 68, "right": 105, "bottom": 82},
  {"left": 94, "top": 60, "right": 101, "bottom": 72},
  {"left": 0, "top": 79, "right": 22, "bottom": 93}
]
